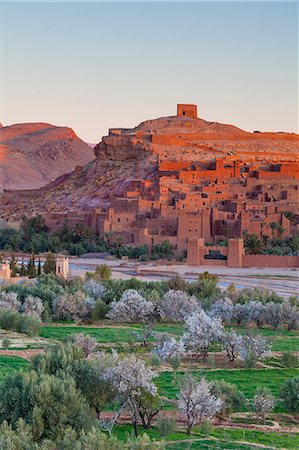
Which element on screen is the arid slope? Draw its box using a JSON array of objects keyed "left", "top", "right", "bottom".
[{"left": 0, "top": 123, "right": 94, "bottom": 190}]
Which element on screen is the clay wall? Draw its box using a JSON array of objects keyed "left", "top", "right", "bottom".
[{"left": 244, "top": 255, "right": 299, "bottom": 268}]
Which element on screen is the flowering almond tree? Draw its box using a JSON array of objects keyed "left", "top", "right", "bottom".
[
  {"left": 238, "top": 334, "right": 271, "bottom": 367},
  {"left": 253, "top": 387, "right": 275, "bottom": 423},
  {"left": 154, "top": 337, "right": 185, "bottom": 362},
  {"left": 159, "top": 290, "right": 200, "bottom": 322},
  {"left": 182, "top": 310, "right": 223, "bottom": 360},
  {"left": 22, "top": 295, "right": 44, "bottom": 319},
  {"left": 0, "top": 292, "right": 20, "bottom": 311},
  {"left": 178, "top": 375, "right": 222, "bottom": 434},
  {"left": 104, "top": 355, "right": 157, "bottom": 436},
  {"left": 107, "top": 289, "right": 155, "bottom": 323},
  {"left": 220, "top": 330, "right": 242, "bottom": 362},
  {"left": 73, "top": 332, "right": 97, "bottom": 357}
]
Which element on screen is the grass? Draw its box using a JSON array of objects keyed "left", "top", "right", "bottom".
[
  {"left": 41, "top": 322, "right": 298, "bottom": 348},
  {"left": 112, "top": 424, "right": 299, "bottom": 449},
  {"left": 157, "top": 368, "right": 299, "bottom": 401},
  {"left": 0, "top": 355, "right": 30, "bottom": 382},
  {"left": 40, "top": 325, "right": 142, "bottom": 343}
]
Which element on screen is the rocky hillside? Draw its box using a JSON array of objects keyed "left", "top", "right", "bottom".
[
  {"left": 0, "top": 123, "right": 94, "bottom": 190},
  {"left": 0, "top": 114, "right": 298, "bottom": 220}
]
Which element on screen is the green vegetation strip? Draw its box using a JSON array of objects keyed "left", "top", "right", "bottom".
[
  {"left": 41, "top": 323, "right": 298, "bottom": 352},
  {"left": 157, "top": 369, "right": 299, "bottom": 400},
  {"left": 0, "top": 355, "right": 30, "bottom": 382},
  {"left": 113, "top": 425, "right": 299, "bottom": 449}
]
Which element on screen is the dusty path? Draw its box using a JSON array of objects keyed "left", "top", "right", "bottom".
[{"left": 100, "top": 410, "right": 299, "bottom": 434}]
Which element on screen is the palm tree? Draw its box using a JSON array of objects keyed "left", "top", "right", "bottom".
[
  {"left": 276, "top": 224, "right": 285, "bottom": 240},
  {"left": 269, "top": 222, "right": 277, "bottom": 240},
  {"left": 244, "top": 233, "right": 264, "bottom": 255},
  {"left": 283, "top": 211, "right": 295, "bottom": 223}
]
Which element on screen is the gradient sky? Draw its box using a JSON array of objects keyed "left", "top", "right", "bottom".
[{"left": 0, "top": 1, "right": 298, "bottom": 142}]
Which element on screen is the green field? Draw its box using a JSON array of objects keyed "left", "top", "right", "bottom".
[
  {"left": 40, "top": 323, "right": 298, "bottom": 353},
  {"left": 157, "top": 369, "right": 299, "bottom": 400},
  {"left": 113, "top": 424, "right": 299, "bottom": 449},
  {"left": 0, "top": 355, "right": 30, "bottom": 382},
  {"left": 40, "top": 325, "right": 142, "bottom": 343}
]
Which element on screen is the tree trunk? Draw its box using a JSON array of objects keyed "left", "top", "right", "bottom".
[{"left": 132, "top": 419, "right": 139, "bottom": 437}]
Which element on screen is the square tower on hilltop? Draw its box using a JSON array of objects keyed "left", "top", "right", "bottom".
[{"left": 177, "top": 104, "right": 198, "bottom": 119}]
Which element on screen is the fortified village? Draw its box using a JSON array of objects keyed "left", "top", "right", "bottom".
[{"left": 5, "top": 104, "right": 298, "bottom": 268}]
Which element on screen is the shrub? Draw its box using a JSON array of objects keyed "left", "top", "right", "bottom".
[
  {"left": 91, "top": 300, "right": 110, "bottom": 321},
  {"left": 253, "top": 387, "right": 275, "bottom": 423},
  {"left": 0, "top": 309, "right": 21, "bottom": 331},
  {"left": 281, "top": 351, "right": 299, "bottom": 368},
  {"left": 280, "top": 377, "right": 299, "bottom": 413},
  {"left": 19, "top": 315, "right": 41, "bottom": 337},
  {"left": 95, "top": 264, "right": 111, "bottom": 280},
  {"left": 211, "top": 380, "right": 246, "bottom": 418},
  {"left": 150, "top": 354, "right": 162, "bottom": 368},
  {"left": 0, "top": 309, "right": 40, "bottom": 336},
  {"left": 200, "top": 420, "right": 213, "bottom": 438},
  {"left": 1, "top": 338, "right": 11, "bottom": 349},
  {"left": 169, "top": 355, "right": 181, "bottom": 371},
  {"left": 156, "top": 416, "right": 176, "bottom": 438}
]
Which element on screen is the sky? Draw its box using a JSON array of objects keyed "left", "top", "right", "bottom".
[{"left": 0, "top": 1, "right": 298, "bottom": 142}]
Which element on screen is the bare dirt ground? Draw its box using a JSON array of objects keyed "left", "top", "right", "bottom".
[
  {"left": 0, "top": 349, "right": 41, "bottom": 359},
  {"left": 70, "top": 258, "right": 299, "bottom": 299}
]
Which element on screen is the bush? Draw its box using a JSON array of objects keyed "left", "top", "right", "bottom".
[
  {"left": 169, "top": 355, "right": 181, "bottom": 371},
  {"left": 156, "top": 416, "right": 176, "bottom": 438},
  {"left": 150, "top": 354, "right": 161, "bottom": 368},
  {"left": 95, "top": 264, "right": 111, "bottom": 280},
  {"left": 0, "top": 309, "right": 40, "bottom": 337},
  {"left": 0, "top": 309, "right": 21, "bottom": 331},
  {"left": 200, "top": 420, "right": 213, "bottom": 438},
  {"left": 1, "top": 338, "right": 11, "bottom": 349},
  {"left": 19, "top": 315, "right": 41, "bottom": 337},
  {"left": 211, "top": 380, "right": 246, "bottom": 418},
  {"left": 280, "top": 377, "right": 299, "bottom": 413},
  {"left": 91, "top": 299, "right": 110, "bottom": 321},
  {"left": 281, "top": 351, "right": 299, "bottom": 368}
]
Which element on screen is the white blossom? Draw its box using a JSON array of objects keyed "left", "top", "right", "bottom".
[
  {"left": 73, "top": 332, "right": 97, "bottom": 357},
  {"left": 253, "top": 389, "right": 275, "bottom": 422},
  {"left": 22, "top": 295, "right": 44, "bottom": 319},
  {"left": 0, "top": 291, "right": 20, "bottom": 311},
  {"left": 263, "top": 302, "right": 283, "bottom": 329},
  {"left": 154, "top": 337, "right": 185, "bottom": 362},
  {"left": 281, "top": 302, "right": 299, "bottom": 331},
  {"left": 107, "top": 289, "right": 155, "bottom": 323},
  {"left": 209, "top": 299, "right": 234, "bottom": 323},
  {"left": 238, "top": 334, "right": 271, "bottom": 364},
  {"left": 182, "top": 310, "right": 223, "bottom": 358},
  {"left": 220, "top": 330, "right": 242, "bottom": 362},
  {"left": 178, "top": 375, "right": 222, "bottom": 434},
  {"left": 242, "top": 301, "right": 266, "bottom": 328},
  {"left": 53, "top": 291, "right": 95, "bottom": 322},
  {"left": 84, "top": 279, "right": 106, "bottom": 299},
  {"left": 104, "top": 354, "right": 157, "bottom": 400},
  {"left": 159, "top": 290, "right": 200, "bottom": 322}
]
